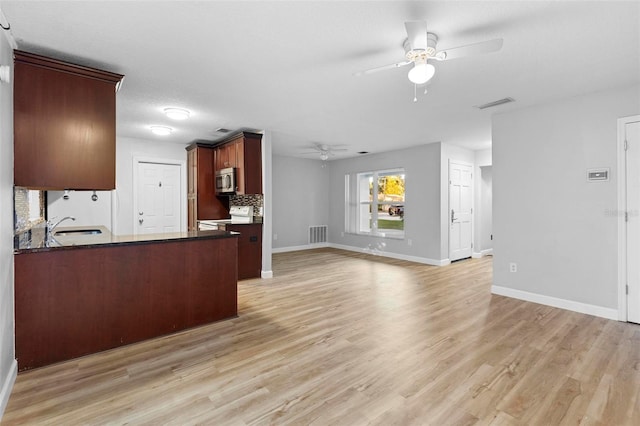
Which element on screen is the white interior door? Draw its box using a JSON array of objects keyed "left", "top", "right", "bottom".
[
  {"left": 626, "top": 119, "right": 640, "bottom": 323},
  {"left": 136, "top": 162, "right": 181, "bottom": 235},
  {"left": 449, "top": 161, "right": 473, "bottom": 261}
]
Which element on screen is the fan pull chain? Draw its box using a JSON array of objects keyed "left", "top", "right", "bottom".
[{"left": 413, "top": 84, "right": 417, "bottom": 102}]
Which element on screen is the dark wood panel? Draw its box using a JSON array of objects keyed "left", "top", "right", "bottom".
[
  {"left": 14, "top": 237, "right": 238, "bottom": 371},
  {"left": 242, "top": 134, "right": 263, "bottom": 194},
  {"left": 13, "top": 50, "right": 122, "bottom": 190},
  {"left": 227, "top": 224, "right": 262, "bottom": 279},
  {"left": 212, "top": 132, "right": 262, "bottom": 195},
  {"left": 187, "top": 144, "right": 229, "bottom": 223}
]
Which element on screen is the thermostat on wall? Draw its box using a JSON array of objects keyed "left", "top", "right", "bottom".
[{"left": 587, "top": 168, "right": 609, "bottom": 182}]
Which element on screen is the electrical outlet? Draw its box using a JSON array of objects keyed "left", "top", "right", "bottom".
[
  {"left": 273, "top": 233, "right": 278, "bottom": 241},
  {"left": 509, "top": 263, "right": 517, "bottom": 273},
  {"left": 407, "top": 239, "right": 412, "bottom": 246}
]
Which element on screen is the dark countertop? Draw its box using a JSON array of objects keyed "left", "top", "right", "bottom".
[{"left": 14, "top": 225, "right": 239, "bottom": 255}]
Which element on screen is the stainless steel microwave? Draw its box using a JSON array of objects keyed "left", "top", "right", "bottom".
[{"left": 215, "top": 167, "right": 236, "bottom": 195}]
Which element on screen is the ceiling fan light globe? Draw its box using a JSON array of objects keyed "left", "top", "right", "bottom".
[
  {"left": 320, "top": 153, "right": 329, "bottom": 161},
  {"left": 408, "top": 63, "right": 435, "bottom": 85}
]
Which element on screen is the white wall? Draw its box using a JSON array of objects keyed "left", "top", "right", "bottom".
[
  {"left": 493, "top": 85, "right": 640, "bottom": 317},
  {"left": 479, "top": 166, "right": 493, "bottom": 252},
  {"left": 261, "top": 131, "right": 273, "bottom": 277},
  {"left": 474, "top": 148, "right": 492, "bottom": 256},
  {"left": 440, "top": 143, "right": 475, "bottom": 260},
  {"left": 272, "top": 155, "right": 329, "bottom": 250},
  {"left": 0, "top": 17, "right": 16, "bottom": 417},
  {"left": 114, "top": 137, "right": 188, "bottom": 235},
  {"left": 47, "top": 190, "right": 113, "bottom": 230},
  {"left": 327, "top": 143, "right": 443, "bottom": 264}
]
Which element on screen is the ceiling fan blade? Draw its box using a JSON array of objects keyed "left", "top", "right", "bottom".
[
  {"left": 435, "top": 38, "right": 503, "bottom": 61},
  {"left": 330, "top": 148, "right": 348, "bottom": 152},
  {"left": 405, "top": 21, "right": 428, "bottom": 51},
  {"left": 354, "top": 61, "right": 411, "bottom": 77}
]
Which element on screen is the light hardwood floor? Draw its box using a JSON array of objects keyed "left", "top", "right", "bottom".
[{"left": 3, "top": 248, "right": 640, "bottom": 425}]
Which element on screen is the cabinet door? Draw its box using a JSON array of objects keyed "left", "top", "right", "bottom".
[
  {"left": 242, "top": 135, "right": 263, "bottom": 194},
  {"left": 214, "top": 146, "right": 226, "bottom": 171},
  {"left": 14, "top": 51, "right": 122, "bottom": 190},
  {"left": 196, "top": 146, "right": 228, "bottom": 220},
  {"left": 225, "top": 143, "right": 237, "bottom": 169},
  {"left": 226, "top": 224, "right": 262, "bottom": 279},
  {"left": 235, "top": 139, "right": 245, "bottom": 194},
  {"left": 196, "top": 147, "right": 215, "bottom": 218},
  {"left": 187, "top": 148, "right": 197, "bottom": 196},
  {"left": 187, "top": 147, "right": 198, "bottom": 231},
  {"left": 187, "top": 196, "right": 197, "bottom": 231}
]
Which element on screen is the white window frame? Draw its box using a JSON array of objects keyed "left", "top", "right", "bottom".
[{"left": 352, "top": 168, "right": 405, "bottom": 239}]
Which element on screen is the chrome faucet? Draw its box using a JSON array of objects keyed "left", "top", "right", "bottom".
[{"left": 47, "top": 216, "right": 76, "bottom": 236}]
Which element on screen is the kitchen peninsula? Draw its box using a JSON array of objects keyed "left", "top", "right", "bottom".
[{"left": 14, "top": 228, "right": 239, "bottom": 371}]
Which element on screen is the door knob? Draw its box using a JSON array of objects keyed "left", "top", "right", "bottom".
[
  {"left": 139, "top": 211, "right": 143, "bottom": 215},
  {"left": 139, "top": 218, "right": 144, "bottom": 224},
  {"left": 451, "top": 209, "right": 455, "bottom": 223}
]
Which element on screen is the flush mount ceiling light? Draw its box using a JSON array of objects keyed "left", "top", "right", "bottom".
[
  {"left": 150, "top": 125, "right": 172, "bottom": 136},
  {"left": 163, "top": 107, "right": 190, "bottom": 120}
]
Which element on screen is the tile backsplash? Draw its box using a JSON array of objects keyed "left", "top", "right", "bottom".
[{"left": 230, "top": 194, "right": 263, "bottom": 217}]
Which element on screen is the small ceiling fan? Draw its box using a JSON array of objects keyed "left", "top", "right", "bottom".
[
  {"left": 300, "top": 143, "right": 348, "bottom": 161},
  {"left": 355, "top": 21, "right": 503, "bottom": 95}
]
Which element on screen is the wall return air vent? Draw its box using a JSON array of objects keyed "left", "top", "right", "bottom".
[{"left": 474, "top": 97, "right": 515, "bottom": 110}]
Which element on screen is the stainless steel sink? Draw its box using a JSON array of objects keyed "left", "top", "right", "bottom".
[{"left": 54, "top": 229, "right": 103, "bottom": 236}]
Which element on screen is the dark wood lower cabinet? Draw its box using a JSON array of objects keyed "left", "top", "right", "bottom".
[
  {"left": 14, "top": 236, "right": 238, "bottom": 371},
  {"left": 226, "top": 224, "right": 262, "bottom": 280}
]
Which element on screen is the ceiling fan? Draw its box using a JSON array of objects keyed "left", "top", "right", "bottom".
[
  {"left": 300, "top": 143, "right": 348, "bottom": 161},
  {"left": 355, "top": 21, "right": 503, "bottom": 96}
]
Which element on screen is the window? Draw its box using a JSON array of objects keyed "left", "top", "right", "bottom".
[{"left": 346, "top": 168, "right": 405, "bottom": 238}]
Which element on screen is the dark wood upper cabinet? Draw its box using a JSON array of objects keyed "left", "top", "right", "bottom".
[
  {"left": 214, "top": 132, "right": 262, "bottom": 195},
  {"left": 186, "top": 144, "right": 229, "bottom": 230},
  {"left": 13, "top": 50, "right": 124, "bottom": 190}
]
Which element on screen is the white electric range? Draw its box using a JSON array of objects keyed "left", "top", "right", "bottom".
[{"left": 198, "top": 206, "right": 254, "bottom": 231}]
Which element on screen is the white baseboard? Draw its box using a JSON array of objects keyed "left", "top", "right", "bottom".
[
  {"left": 272, "top": 243, "right": 449, "bottom": 267},
  {"left": 261, "top": 270, "right": 273, "bottom": 279},
  {"left": 0, "top": 359, "right": 17, "bottom": 419},
  {"left": 272, "top": 243, "right": 329, "bottom": 254},
  {"left": 491, "top": 285, "right": 619, "bottom": 321},
  {"left": 472, "top": 249, "right": 493, "bottom": 259},
  {"left": 329, "top": 243, "right": 449, "bottom": 266}
]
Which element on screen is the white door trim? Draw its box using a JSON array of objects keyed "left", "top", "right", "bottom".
[
  {"left": 132, "top": 156, "right": 187, "bottom": 235},
  {"left": 448, "top": 160, "right": 474, "bottom": 261},
  {"left": 618, "top": 115, "right": 640, "bottom": 322}
]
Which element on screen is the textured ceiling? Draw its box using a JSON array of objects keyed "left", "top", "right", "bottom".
[{"left": 1, "top": 1, "right": 639, "bottom": 160}]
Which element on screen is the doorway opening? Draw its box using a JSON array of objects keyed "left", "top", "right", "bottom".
[{"left": 619, "top": 115, "right": 640, "bottom": 323}]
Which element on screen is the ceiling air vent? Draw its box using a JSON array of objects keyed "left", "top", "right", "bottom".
[
  {"left": 475, "top": 97, "right": 515, "bottom": 110},
  {"left": 215, "top": 127, "right": 231, "bottom": 133}
]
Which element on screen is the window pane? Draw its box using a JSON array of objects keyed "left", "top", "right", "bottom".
[
  {"left": 377, "top": 171, "right": 404, "bottom": 235},
  {"left": 359, "top": 203, "right": 372, "bottom": 233},
  {"left": 378, "top": 172, "right": 405, "bottom": 203},
  {"left": 358, "top": 173, "right": 374, "bottom": 203},
  {"left": 352, "top": 169, "right": 405, "bottom": 238}
]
